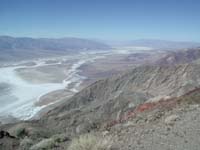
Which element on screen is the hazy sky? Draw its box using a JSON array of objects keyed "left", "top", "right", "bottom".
[{"left": 0, "top": 0, "right": 200, "bottom": 41}]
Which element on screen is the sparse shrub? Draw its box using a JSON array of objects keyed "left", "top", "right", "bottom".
[
  {"left": 52, "top": 133, "right": 70, "bottom": 143},
  {"left": 16, "top": 127, "right": 26, "bottom": 137},
  {"left": 9, "top": 123, "right": 52, "bottom": 140},
  {"left": 68, "top": 133, "right": 112, "bottom": 150},
  {"left": 29, "top": 133, "right": 70, "bottom": 150},
  {"left": 30, "top": 138, "right": 56, "bottom": 150},
  {"left": 20, "top": 137, "right": 34, "bottom": 150},
  {"left": 9, "top": 124, "right": 27, "bottom": 138}
]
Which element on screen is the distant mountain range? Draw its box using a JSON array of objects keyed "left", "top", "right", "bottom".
[
  {"left": 156, "top": 47, "right": 200, "bottom": 65},
  {"left": 0, "top": 36, "right": 110, "bottom": 63},
  {"left": 108, "top": 39, "right": 200, "bottom": 50},
  {"left": 1, "top": 36, "right": 200, "bottom": 63}
]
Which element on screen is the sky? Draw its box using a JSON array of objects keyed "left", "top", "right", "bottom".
[{"left": 0, "top": 0, "right": 200, "bottom": 41}]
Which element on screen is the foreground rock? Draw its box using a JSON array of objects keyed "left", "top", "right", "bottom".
[
  {"left": 164, "top": 114, "right": 180, "bottom": 125},
  {"left": 0, "top": 130, "right": 19, "bottom": 150}
]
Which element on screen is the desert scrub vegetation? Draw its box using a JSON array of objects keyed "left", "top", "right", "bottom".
[
  {"left": 29, "top": 133, "right": 69, "bottom": 150},
  {"left": 52, "top": 133, "right": 70, "bottom": 143},
  {"left": 30, "top": 138, "right": 56, "bottom": 150},
  {"left": 8, "top": 124, "right": 27, "bottom": 138},
  {"left": 19, "top": 137, "right": 34, "bottom": 150},
  {"left": 68, "top": 133, "right": 113, "bottom": 150}
]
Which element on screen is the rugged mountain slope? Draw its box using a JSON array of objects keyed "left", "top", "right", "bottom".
[
  {"left": 41, "top": 64, "right": 200, "bottom": 134},
  {"left": 1, "top": 63, "right": 200, "bottom": 149},
  {"left": 107, "top": 88, "right": 200, "bottom": 150},
  {"left": 156, "top": 47, "right": 200, "bottom": 65},
  {"left": 0, "top": 36, "right": 110, "bottom": 62}
]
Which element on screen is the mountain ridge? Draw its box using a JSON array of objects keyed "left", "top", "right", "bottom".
[{"left": 0, "top": 36, "right": 111, "bottom": 63}]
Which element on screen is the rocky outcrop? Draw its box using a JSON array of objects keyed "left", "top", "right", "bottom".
[
  {"left": 0, "top": 130, "right": 19, "bottom": 150},
  {"left": 0, "top": 130, "right": 16, "bottom": 139}
]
